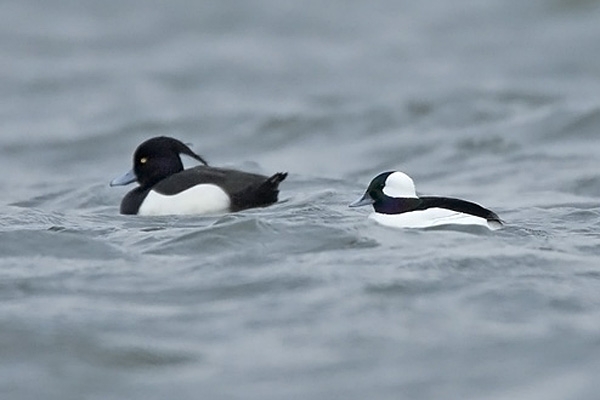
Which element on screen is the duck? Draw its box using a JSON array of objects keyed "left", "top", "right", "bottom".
[
  {"left": 110, "top": 136, "right": 287, "bottom": 216},
  {"left": 349, "top": 171, "right": 502, "bottom": 230}
]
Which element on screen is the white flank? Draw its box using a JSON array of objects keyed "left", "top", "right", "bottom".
[
  {"left": 382, "top": 172, "right": 418, "bottom": 198},
  {"left": 138, "top": 184, "right": 231, "bottom": 216},
  {"left": 369, "top": 208, "right": 499, "bottom": 230}
]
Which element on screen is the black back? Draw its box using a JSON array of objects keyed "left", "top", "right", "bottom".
[{"left": 153, "top": 166, "right": 268, "bottom": 195}]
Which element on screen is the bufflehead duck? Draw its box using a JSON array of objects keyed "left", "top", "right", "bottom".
[
  {"left": 350, "top": 171, "right": 502, "bottom": 230},
  {"left": 110, "top": 136, "right": 287, "bottom": 216}
]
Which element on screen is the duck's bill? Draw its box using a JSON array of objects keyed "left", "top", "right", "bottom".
[
  {"left": 110, "top": 169, "right": 137, "bottom": 187},
  {"left": 349, "top": 193, "right": 374, "bottom": 207}
]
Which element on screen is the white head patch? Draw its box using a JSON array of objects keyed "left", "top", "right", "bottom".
[{"left": 382, "top": 171, "right": 418, "bottom": 198}]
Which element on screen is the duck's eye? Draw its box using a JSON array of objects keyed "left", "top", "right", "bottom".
[{"left": 140, "top": 157, "right": 148, "bottom": 164}]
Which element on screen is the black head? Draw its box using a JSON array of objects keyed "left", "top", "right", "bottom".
[
  {"left": 349, "top": 171, "right": 395, "bottom": 208},
  {"left": 364, "top": 171, "right": 396, "bottom": 204},
  {"left": 111, "top": 136, "right": 207, "bottom": 188}
]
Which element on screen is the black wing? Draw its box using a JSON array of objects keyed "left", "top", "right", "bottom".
[
  {"left": 152, "top": 166, "right": 271, "bottom": 196},
  {"left": 417, "top": 196, "right": 502, "bottom": 223}
]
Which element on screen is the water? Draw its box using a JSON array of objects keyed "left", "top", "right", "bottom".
[{"left": 2, "top": 0, "right": 600, "bottom": 399}]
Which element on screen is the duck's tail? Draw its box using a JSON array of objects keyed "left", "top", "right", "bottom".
[
  {"left": 266, "top": 172, "right": 288, "bottom": 187},
  {"left": 232, "top": 172, "right": 288, "bottom": 211},
  {"left": 256, "top": 172, "right": 288, "bottom": 206}
]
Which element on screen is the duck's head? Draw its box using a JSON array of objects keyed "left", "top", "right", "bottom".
[
  {"left": 350, "top": 171, "right": 417, "bottom": 208},
  {"left": 110, "top": 136, "right": 208, "bottom": 188}
]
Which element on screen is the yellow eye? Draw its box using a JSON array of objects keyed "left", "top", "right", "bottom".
[{"left": 140, "top": 157, "right": 148, "bottom": 164}]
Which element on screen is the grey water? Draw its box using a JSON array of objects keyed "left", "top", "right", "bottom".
[{"left": 2, "top": 0, "right": 600, "bottom": 399}]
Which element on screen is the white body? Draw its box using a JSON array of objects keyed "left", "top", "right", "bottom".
[
  {"left": 369, "top": 208, "right": 500, "bottom": 230},
  {"left": 138, "top": 184, "right": 231, "bottom": 216}
]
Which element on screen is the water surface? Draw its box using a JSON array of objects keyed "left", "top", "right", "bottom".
[{"left": 1, "top": 1, "right": 600, "bottom": 399}]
